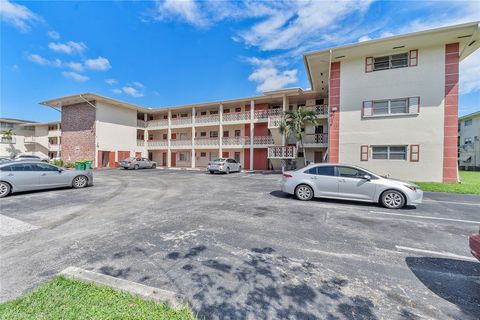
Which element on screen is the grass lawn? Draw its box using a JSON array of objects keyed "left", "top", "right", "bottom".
[
  {"left": 0, "top": 276, "right": 196, "bottom": 320},
  {"left": 415, "top": 171, "right": 480, "bottom": 194}
]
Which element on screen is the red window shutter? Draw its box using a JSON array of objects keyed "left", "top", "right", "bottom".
[
  {"left": 171, "top": 133, "right": 176, "bottom": 140},
  {"left": 365, "top": 57, "right": 373, "bottom": 72},
  {"left": 360, "top": 145, "right": 369, "bottom": 161},
  {"left": 410, "top": 145, "right": 420, "bottom": 162},
  {"left": 409, "top": 49, "right": 418, "bottom": 66}
]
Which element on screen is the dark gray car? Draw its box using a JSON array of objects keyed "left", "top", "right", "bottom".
[{"left": 0, "top": 161, "right": 93, "bottom": 198}]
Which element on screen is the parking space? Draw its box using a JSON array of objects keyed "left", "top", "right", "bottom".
[{"left": 1, "top": 169, "right": 479, "bottom": 319}]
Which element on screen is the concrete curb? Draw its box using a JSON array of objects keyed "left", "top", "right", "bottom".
[{"left": 60, "top": 267, "right": 184, "bottom": 309}]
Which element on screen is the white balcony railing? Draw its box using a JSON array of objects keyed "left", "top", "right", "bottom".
[
  {"left": 137, "top": 119, "right": 146, "bottom": 128},
  {"left": 223, "top": 112, "right": 250, "bottom": 122},
  {"left": 304, "top": 133, "right": 328, "bottom": 145},
  {"left": 195, "top": 138, "right": 219, "bottom": 146},
  {"left": 171, "top": 117, "right": 192, "bottom": 126},
  {"left": 195, "top": 115, "right": 220, "bottom": 124},
  {"left": 268, "top": 115, "right": 283, "bottom": 128},
  {"left": 253, "top": 135, "right": 275, "bottom": 145},
  {"left": 48, "top": 129, "right": 61, "bottom": 137},
  {"left": 23, "top": 136, "right": 35, "bottom": 143},
  {"left": 222, "top": 136, "right": 246, "bottom": 146},
  {"left": 147, "top": 119, "right": 168, "bottom": 128},
  {"left": 171, "top": 139, "right": 192, "bottom": 147},
  {"left": 137, "top": 139, "right": 145, "bottom": 146},
  {"left": 268, "top": 146, "right": 297, "bottom": 159},
  {"left": 48, "top": 144, "right": 60, "bottom": 151},
  {"left": 147, "top": 140, "right": 168, "bottom": 148},
  {"left": 254, "top": 109, "right": 283, "bottom": 120},
  {"left": 306, "top": 105, "right": 329, "bottom": 115}
]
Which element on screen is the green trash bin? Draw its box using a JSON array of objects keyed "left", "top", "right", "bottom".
[
  {"left": 84, "top": 160, "right": 93, "bottom": 169},
  {"left": 75, "top": 161, "right": 86, "bottom": 170}
]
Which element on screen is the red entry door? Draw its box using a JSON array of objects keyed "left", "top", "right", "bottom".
[
  {"left": 222, "top": 151, "right": 229, "bottom": 158},
  {"left": 171, "top": 152, "right": 176, "bottom": 167},
  {"left": 314, "top": 151, "right": 323, "bottom": 163},
  {"left": 162, "top": 152, "right": 167, "bottom": 166}
]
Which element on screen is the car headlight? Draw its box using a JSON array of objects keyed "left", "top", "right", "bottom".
[{"left": 404, "top": 184, "right": 418, "bottom": 191}]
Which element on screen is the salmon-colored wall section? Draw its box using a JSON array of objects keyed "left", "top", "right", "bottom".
[
  {"left": 244, "top": 148, "right": 250, "bottom": 169},
  {"left": 97, "top": 151, "right": 102, "bottom": 168},
  {"left": 254, "top": 123, "right": 268, "bottom": 136},
  {"left": 443, "top": 43, "right": 459, "bottom": 183},
  {"left": 253, "top": 149, "right": 268, "bottom": 170},
  {"left": 329, "top": 61, "right": 341, "bottom": 163}
]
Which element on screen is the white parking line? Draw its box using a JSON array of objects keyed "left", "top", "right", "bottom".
[
  {"left": 423, "top": 199, "right": 480, "bottom": 206},
  {"left": 368, "top": 210, "right": 480, "bottom": 224},
  {"left": 395, "top": 245, "right": 477, "bottom": 261},
  {"left": 0, "top": 214, "right": 39, "bottom": 237}
]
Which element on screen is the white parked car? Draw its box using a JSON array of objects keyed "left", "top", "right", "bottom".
[
  {"left": 281, "top": 163, "right": 423, "bottom": 209},
  {"left": 207, "top": 158, "right": 241, "bottom": 174}
]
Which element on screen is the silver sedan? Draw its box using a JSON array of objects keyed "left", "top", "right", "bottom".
[
  {"left": 281, "top": 163, "right": 423, "bottom": 209},
  {"left": 0, "top": 161, "right": 93, "bottom": 198},
  {"left": 207, "top": 158, "right": 241, "bottom": 174},
  {"left": 120, "top": 157, "right": 157, "bottom": 170}
]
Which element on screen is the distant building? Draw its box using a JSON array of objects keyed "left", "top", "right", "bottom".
[
  {"left": 0, "top": 118, "right": 61, "bottom": 159},
  {"left": 458, "top": 111, "right": 480, "bottom": 170}
]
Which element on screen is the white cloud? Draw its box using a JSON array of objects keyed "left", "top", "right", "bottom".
[
  {"left": 112, "top": 88, "right": 122, "bottom": 94},
  {"left": 460, "top": 50, "right": 480, "bottom": 95},
  {"left": 0, "top": 0, "right": 42, "bottom": 32},
  {"left": 358, "top": 35, "right": 372, "bottom": 42},
  {"left": 132, "top": 81, "right": 144, "bottom": 88},
  {"left": 62, "top": 71, "right": 89, "bottom": 82},
  {"left": 105, "top": 78, "right": 117, "bottom": 85},
  {"left": 27, "top": 53, "right": 62, "bottom": 67},
  {"left": 246, "top": 58, "right": 297, "bottom": 92},
  {"left": 155, "top": 0, "right": 207, "bottom": 27},
  {"left": 65, "top": 61, "right": 84, "bottom": 72},
  {"left": 48, "top": 41, "right": 87, "bottom": 54},
  {"left": 122, "top": 86, "right": 144, "bottom": 97},
  {"left": 85, "top": 56, "right": 111, "bottom": 71},
  {"left": 48, "top": 30, "right": 60, "bottom": 39}
]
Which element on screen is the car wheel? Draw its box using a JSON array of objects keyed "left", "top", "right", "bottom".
[
  {"left": 209, "top": 171, "right": 215, "bottom": 174},
  {"left": 72, "top": 175, "right": 88, "bottom": 189},
  {"left": 0, "top": 182, "right": 11, "bottom": 198},
  {"left": 380, "top": 190, "right": 405, "bottom": 209},
  {"left": 134, "top": 164, "right": 139, "bottom": 170},
  {"left": 225, "top": 167, "right": 230, "bottom": 174},
  {"left": 151, "top": 163, "right": 156, "bottom": 169},
  {"left": 295, "top": 184, "right": 313, "bottom": 201}
]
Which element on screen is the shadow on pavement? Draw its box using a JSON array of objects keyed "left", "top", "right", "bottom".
[{"left": 405, "top": 257, "right": 480, "bottom": 319}]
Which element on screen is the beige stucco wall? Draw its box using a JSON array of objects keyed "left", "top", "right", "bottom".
[
  {"left": 95, "top": 101, "right": 141, "bottom": 162},
  {"left": 338, "top": 46, "right": 446, "bottom": 182},
  {"left": 0, "top": 123, "right": 56, "bottom": 158}
]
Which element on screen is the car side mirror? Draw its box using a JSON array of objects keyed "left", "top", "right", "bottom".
[{"left": 363, "top": 174, "right": 371, "bottom": 181}]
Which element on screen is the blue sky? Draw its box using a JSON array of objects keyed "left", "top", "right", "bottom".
[{"left": 1, "top": 0, "right": 479, "bottom": 122}]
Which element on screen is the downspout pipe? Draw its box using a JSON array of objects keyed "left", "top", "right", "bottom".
[{"left": 326, "top": 49, "right": 333, "bottom": 163}]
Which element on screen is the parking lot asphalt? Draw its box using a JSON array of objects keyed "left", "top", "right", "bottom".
[{"left": 1, "top": 168, "right": 479, "bottom": 319}]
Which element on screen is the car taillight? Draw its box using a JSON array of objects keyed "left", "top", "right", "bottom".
[
  {"left": 218, "top": 162, "right": 224, "bottom": 165},
  {"left": 128, "top": 161, "right": 131, "bottom": 164},
  {"left": 283, "top": 173, "right": 293, "bottom": 178}
]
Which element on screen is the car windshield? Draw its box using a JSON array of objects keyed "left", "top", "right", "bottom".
[{"left": 213, "top": 159, "right": 226, "bottom": 162}]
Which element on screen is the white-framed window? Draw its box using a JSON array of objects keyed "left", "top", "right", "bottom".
[
  {"left": 363, "top": 97, "right": 419, "bottom": 118},
  {"left": 200, "top": 131, "right": 207, "bottom": 137},
  {"left": 372, "top": 146, "right": 407, "bottom": 160},
  {"left": 210, "top": 110, "right": 218, "bottom": 115},
  {"left": 210, "top": 131, "right": 218, "bottom": 138},
  {"left": 373, "top": 53, "right": 408, "bottom": 71},
  {"left": 464, "top": 119, "right": 473, "bottom": 126},
  {"left": 200, "top": 152, "right": 206, "bottom": 157}
]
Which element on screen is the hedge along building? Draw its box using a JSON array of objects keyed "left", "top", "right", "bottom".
[{"left": 40, "top": 22, "right": 480, "bottom": 182}]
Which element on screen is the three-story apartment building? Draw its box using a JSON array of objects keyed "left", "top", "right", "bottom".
[
  {"left": 39, "top": 22, "right": 479, "bottom": 182},
  {"left": 0, "top": 118, "right": 61, "bottom": 159}
]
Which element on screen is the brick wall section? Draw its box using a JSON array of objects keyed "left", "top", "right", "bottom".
[
  {"left": 61, "top": 101, "right": 96, "bottom": 164},
  {"left": 329, "top": 61, "right": 341, "bottom": 163},
  {"left": 443, "top": 43, "right": 459, "bottom": 183}
]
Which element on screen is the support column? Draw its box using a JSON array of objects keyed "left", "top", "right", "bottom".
[
  {"left": 219, "top": 104, "right": 223, "bottom": 157},
  {"left": 282, "top": 95, "right": 288, "bottom": 146},
  {"left": 167, "top": 110, "right": 172, "bottom": 167},
  {"left": 250, "top": 100, "right": 254, "bottom": 171},
  {"left": 191, "top": 107, "right": 196, "bottom": 168},
  {"left": 143, "top": 113, "right": 148, "bottom": 157}
]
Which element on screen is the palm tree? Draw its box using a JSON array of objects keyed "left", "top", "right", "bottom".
[
  {"left": 1, "top": 128, "right": 14, "bottom": 142},
  {"left": 279, "top": 107, "right": 320, "bottom": 167}
]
